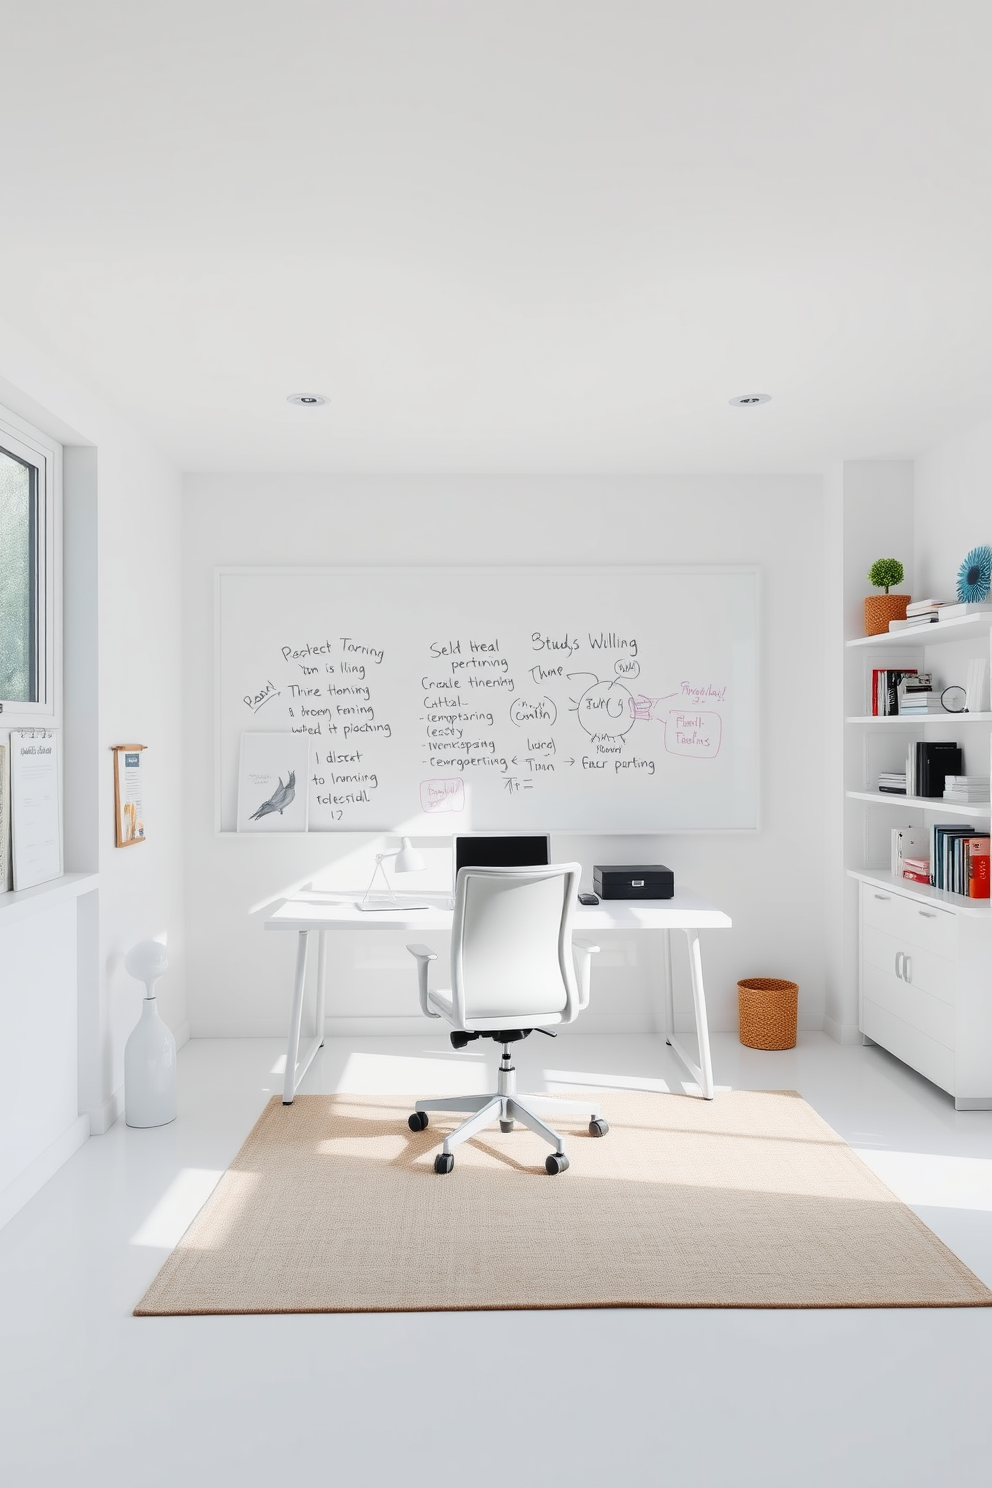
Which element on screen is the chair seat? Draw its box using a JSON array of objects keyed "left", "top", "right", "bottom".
[{"left": 427, "top": 987, "right": 565, "bottom": 1030}]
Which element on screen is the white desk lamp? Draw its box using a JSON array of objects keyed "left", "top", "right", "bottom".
[{"left": 356, "top": 836, "right": 428, "bottom": 911}]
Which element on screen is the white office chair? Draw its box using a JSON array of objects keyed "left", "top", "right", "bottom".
[{"left": 406, "top": 862, "right": 607, "bottom": 1175}]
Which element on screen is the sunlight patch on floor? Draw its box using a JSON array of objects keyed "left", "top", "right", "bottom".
[
  {"left": 130, "top": 1168, "right": 225, "bottom": 1247},
  {"left": 544, "top": 1067, "right": 672, "bottom": 1093},
  {"left": 853, "top": 1149, "right": 992, "bottom": 1212},
  {"left": 337, "top": 1050, "right": 489, "bottom": 1094}
]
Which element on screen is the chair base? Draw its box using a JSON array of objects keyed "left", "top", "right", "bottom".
[{"left": 411, "top": 1042, "right": 608, "bottom": 1170}]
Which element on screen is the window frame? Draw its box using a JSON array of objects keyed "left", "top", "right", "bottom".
[{"left": 0, "top": 406, "right": 61, "bottom": 729}]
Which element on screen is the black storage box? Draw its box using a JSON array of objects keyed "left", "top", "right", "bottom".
[{"left": 593, "top": 864, "right": 674, "bottom": 900}]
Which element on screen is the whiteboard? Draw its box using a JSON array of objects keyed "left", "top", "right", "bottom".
[{"left": 216, "top": 567, "right": 758, "bottom": 834}]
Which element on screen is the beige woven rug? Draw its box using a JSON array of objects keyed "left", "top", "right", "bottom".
[{"left": 134, "top": 1090, "right": 992, "bottom": 1314}]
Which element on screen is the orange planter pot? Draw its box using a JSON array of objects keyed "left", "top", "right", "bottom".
[{"left": 864, "top": 594, "right": 910, "bottom": 636}]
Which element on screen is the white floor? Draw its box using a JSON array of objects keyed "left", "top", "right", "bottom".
[{"left": 2, "top": 1031, "right": 992, "bottom": 1487}]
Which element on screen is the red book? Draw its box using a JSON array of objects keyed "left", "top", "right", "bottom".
[
  {"left": 903, "top": 869, "right": 931, "bottom": 884},
  {"left": 872, "top": 669, "right": 882, "bottom": 717},
  {"left": 967, "top": 840, "right": 991, "bottom": 899}
]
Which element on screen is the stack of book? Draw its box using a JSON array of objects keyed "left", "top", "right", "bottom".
[
  {"left": 898, "top": 674, "right": 940, "bottom": 715},
  {"left": 929, "top": 824, "right": 991, "bottom": 897},
  {"left": 871, "top": 667, "right": 918, "bottom": 716},
  {"left": 878, "top": 771, "right": 907, "bottom": 795},
  {"left": 902, "top": 856, "right": 931, "bottom": 885},
  {"left": 889, "top": 599, "right": 947, "bottom": 631},
  {"left": 943, "top": 775, "right": 990, "bottom": 803},
  {"left": 906, "top": 741, "right": 962, "bottom": 797}
]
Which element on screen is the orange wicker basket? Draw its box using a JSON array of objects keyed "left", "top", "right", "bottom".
[{"left": 737, "top": 977, "right": 798, "bottom": 1050}]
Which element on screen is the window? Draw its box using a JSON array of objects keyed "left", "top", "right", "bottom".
[{"left": 0, "top": 409, "right": 60, "bottom": 726}]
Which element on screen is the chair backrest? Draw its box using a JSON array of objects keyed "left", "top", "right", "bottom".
[{"left": 449, "top": 862, "right": 581, "bottom": 1026}]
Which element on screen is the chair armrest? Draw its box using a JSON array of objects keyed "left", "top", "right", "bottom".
[
  {"left": 406, "top": 943, "right": 440, "bottom": 1018},
  {"left": 572, "top": 938, "right": 600, "bottom": 1011}
]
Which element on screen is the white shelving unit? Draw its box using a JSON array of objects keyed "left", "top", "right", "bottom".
[
  {"left": 846, "top": 790, "right": 992, "bottom": 817},
  {"left": 844, "top": 610, "right": 992, "bottom": 1108}
]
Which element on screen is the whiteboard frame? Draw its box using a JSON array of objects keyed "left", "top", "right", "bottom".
[{"left": 214, "top": 564, "right": 760, "bottom": 836}]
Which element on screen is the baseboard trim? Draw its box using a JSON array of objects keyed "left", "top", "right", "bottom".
[
  {"left": 0, "top": 1114, "right": 90, "bottom": 1232},
  {"left": 86, "top": 1085, "right": 124, "bottom": 1136},
  {"left": 823, "top": 1016, "right": 863, "bottom": 1046}
]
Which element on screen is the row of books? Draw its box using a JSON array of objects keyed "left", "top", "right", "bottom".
[
  {"left": 928, "top": 824, "right": 991, "bottom": 896},
  {"left": 869, "top": 657, "right": 989, "bottom": 717},
  {"left": 891, "top": 826, "right": 991, "bottom": 898},
  {"left": 871, "top": 668, "right": 917, "bottom": 716}
]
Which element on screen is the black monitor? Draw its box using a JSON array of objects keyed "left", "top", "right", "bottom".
[{"left": 453, "top": 833, "right": 551, "bottom": 887}]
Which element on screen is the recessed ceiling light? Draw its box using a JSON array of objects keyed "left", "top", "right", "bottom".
[
  {"left": 729, "top": 393, "right": 771, "bottom": 407},
  {"left": 286, "top": 393, "right": 327, "bottom": 406}
]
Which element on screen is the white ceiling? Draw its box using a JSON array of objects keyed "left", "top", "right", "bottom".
[{"left": 3, "top": 1, "right": 992, "bottom": 473}]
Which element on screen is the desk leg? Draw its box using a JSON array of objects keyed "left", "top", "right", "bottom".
[
  {"left": 665, "top": 929, "right": 716, "bottom": 1101},
  {"left": 663, "top": 929, "right": 676, "bottom": 1041},
  {"left": 283, "top": 931, "right": 310, "bottom": 1104},
  {"left": 314, "top": 930, "right": 327, "bottom": 1048}
]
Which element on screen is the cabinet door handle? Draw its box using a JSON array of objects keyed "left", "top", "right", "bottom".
[
  {"left": 874, "top": 894, "right": 891, "bottom": 901},
  {"left": 918, "top": 910, "right": 937, "bottom": 918},
  {"left": 904, "top": 955, "right": 913, "bottom": 984},
  {"left": 894, "top": 952, "right": 904, "bottom": 980}
]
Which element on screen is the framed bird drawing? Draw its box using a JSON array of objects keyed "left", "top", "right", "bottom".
[{"left": 237, "top": 733, "right": 311, "bottom": 832}]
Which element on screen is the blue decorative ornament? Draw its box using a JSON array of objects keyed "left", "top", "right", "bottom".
[{"left": 957, "top": 546, "right": 992, "bottom": 604}]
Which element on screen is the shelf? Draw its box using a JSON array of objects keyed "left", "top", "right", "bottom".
[
  {"left": 846, "top": 713, "right": 992, "bottom": 724},
  {"left": 847, "top": 791, "right": 992, "bottom": 817},
  {"left": 847, "top": 613, "right": 992, "bottom": 648},
  {"left": 848, "top": 867, "right": 991, "bottom": 916},
  {"left": 0, "top": 872, "right": 100, "bottom": 928}
]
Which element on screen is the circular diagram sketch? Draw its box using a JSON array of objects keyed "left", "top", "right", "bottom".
[{"left": 571, "top": 676, "right": 635, "bottom": 739}]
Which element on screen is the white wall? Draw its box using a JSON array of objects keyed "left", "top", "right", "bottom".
[
  {"left": 183, "top": 473, "right": 826, "bottom": 1039},
  {"left": 915, "top": 414, "right": 992, "bottom": 596},
  {"left": 0, "top": 315, "right": 185, "bottom": 1192}
]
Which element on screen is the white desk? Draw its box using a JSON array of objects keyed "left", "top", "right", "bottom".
[{"left": 264, "top": 890, "right": 732, "bottom": 1105}]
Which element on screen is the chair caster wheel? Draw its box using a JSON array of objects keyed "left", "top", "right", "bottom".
[
  {"left": 499, "top": 1119, "right": 514, "bottom": 1133},
  {"left": 408, "top": 1111, "right": 429, "bottom": 1132},
  {"left": 545, "top": 1152, "right": 569, "bottom": 1175},
  {"left": 434, "top": 1152, "right": 454, "bottom": 1174},
  {"left": 589, "top": 1118, "right": 609, "bottom": 1137}
]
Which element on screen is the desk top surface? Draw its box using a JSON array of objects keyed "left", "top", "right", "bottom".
[{"left": 263, "top": 889, "right": 732, "bottom": 932}]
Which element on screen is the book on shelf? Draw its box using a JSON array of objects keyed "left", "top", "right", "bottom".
[
  {"left": 891, "top": 827, "right": 929, "bottom": 878},
  {"left": 913, "top": 741, "right": 963, "bottom": 798},
  {"left": 942, "top": 775, "right": 989, "bottom": 802},
  {"left": 903, "top": 867, "right": 932, "bottom": 884},
  {"left": 906, "top": 598, "right": 949, "bottom": 616},
  {"left": 878, "top": 772, "right": 907, "bottom": 794},
  {"left": 889, "top": 616, "right": 939, "bottom": 630},
  {"left": 928, "top": 824, "right": 990, "bottom": 894},
  {"left": 871, "top": 667, "right": 918, "bottom": 716},
  {"left": 967, "top": 840, "right": 991, "bottom": 899}
]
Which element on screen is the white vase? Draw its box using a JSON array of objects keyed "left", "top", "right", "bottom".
[{"left": 125, "top": 997, "right": 177, "bottom": 1127}]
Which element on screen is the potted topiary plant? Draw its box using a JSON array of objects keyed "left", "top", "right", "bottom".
[{"left": 865, "top": 559, "right": 910, "bottom": 635}]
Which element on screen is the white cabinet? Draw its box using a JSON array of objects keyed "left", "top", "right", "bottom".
[{"left": 856, "top": 877, "right": 992, "bottom": 1108}]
